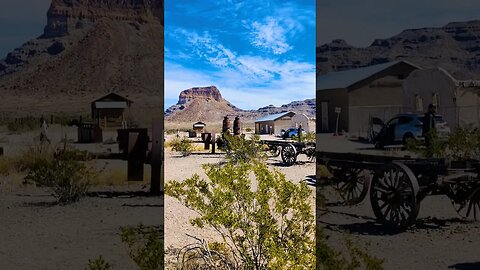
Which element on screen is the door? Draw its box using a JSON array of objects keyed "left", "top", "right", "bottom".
[{"left": 321, "top": 101, "right": 329, "bottom": 132}]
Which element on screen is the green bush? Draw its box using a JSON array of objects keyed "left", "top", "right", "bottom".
[
  {"left": 23, "top": 144, "right": 95, "bottom": 204},
  {"left": 316, "top": 228, "right": 383, "bottom": 270},
  {"left": 5, "top": 116, "right": 39, "bottom": 132},
  {"left": 120, "top": 224, "right": 164, "bottom": 270},
  {"left": 406, "top": 127, "right": 480, "bottom": 159},
  {"left": 166, "top": 161, "right": 315, "bottom": 269},
  {"left": 86, "top": 256, "right": 112, "bottom": 270},
  {"left": 222, "top": 133, "right": 266, "bottom": 163},
  {"left": 170, "top": 137, "right": 195, "bottom": 157}
]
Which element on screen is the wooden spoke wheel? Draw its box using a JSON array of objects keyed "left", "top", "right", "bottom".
[
  {"left": 268, "top": 145, "right": 281, "bottom": 157},
  {"left": 449, "top": 183, "right": 480, "bottom": 220},
  {"left": 370, "top": 162, "right": 420, "bottom": 229},
  {"left": 334, "top": 168, "right": 370, "bottom": 205},
  {"left": 281, "top": 143, "right": 297, "bottom": 166},
  {"left": 304, "top": 146, "right": 316, "bottom": 162}
]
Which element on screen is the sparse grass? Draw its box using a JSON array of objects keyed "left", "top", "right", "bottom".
[{"left": 0, "top": 156, "right": 16, "bottom": 175}]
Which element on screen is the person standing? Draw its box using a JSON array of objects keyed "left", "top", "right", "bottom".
[
  {"left": 40, "top": 116, "right": 51, "bottom": 144},
  {"left": 423, "top": 104, "right": 436, "bottom": 150}
]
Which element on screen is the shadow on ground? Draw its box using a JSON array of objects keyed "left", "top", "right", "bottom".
[{"left": 448, "top": 262, "right": 480, "bottom": 270}]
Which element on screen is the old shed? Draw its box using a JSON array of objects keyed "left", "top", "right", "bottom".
[
  {"left": 91, "top": 93, "right": 132, "bottom": 128},
  {"left": 317, "top": 60, "right": 419, "bottom": 135},
  {"left": 255, "top": 112, "right": 295, "bottom": 135}
]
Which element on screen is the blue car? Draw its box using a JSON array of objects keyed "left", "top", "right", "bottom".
[
  {"left": 371, "top": 113, "right": 450, "bottom": 149},
  {"left": 281, "top": 128, "right": 306, "bottom": 139}
]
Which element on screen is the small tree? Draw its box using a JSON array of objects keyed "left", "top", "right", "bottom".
[{"left": 166, "top": 161, "right": 315, "bottom": 269}]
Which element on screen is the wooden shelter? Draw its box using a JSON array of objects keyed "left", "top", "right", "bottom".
[
  {"left": 193, "top": 121, "right": 206, "bottom": 137},
  {"left": 91, "top": 93, "right": 133, "bottom": 129}
]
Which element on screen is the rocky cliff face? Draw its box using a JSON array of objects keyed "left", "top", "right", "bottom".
[
  {"left": 43, "top": 0, "right": 163, "bottom": 38},
  {"left": 165, "top": 86, "right": 315, "bottom": 123},
  {"left": 317, "top": 20, "right": 480, "bottom": 79},
  {"left": 177, "top": 86, "right": 225, "bottom": 104},
  {"left": 0, "top": 0, "right": 164, "bottom": 125}
]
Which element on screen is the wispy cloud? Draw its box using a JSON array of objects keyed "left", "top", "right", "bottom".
[
  {"left": 165, "top": 0, "right": 315, "bottom": 110},
  {"left": 249, "top": 17, "right": 292, "bottom": 54}
]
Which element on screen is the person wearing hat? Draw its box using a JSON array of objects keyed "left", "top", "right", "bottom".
[{"left": 423, "top": 104, "right": 436, "bottom": 149}]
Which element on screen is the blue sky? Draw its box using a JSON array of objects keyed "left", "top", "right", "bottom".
[
  {"left": 165, "top": 0, "right": 316, "bottom": 110},
  {"left": 0, "top": 1, "right": 50, "bottom": 57}
]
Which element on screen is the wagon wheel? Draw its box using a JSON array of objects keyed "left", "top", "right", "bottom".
[
  {"left": 281, "top": 143, "right": 297, "bottom": 166},
  {"left": 334, "top": 168, "right": 370, "bottom": 205},
  {"left": 449, "top": 182, "right": 480, "bottom": 220},
  {"left": 303, "top": 146, "right": 316, "bottom": 162},
  {"left": 268, "top": 145, "right": 281, "bottom": 157},
  {"left": 370, "top": 162, "right": 420, "bottom": 229}
]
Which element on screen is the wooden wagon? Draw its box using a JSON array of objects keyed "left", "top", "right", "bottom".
[{"left": 317, "top": 151, "right": 480, "bottom": 229}]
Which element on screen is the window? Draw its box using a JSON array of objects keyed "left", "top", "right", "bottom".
[
  {"left": 415, "top": 94, "right": 424, "bottom": 112},
  {"left": 432, "top": 93, "right": 439, "bottom": 107},
  {"left": 398, "top": 116, "right": 412, "bottom": 125}
]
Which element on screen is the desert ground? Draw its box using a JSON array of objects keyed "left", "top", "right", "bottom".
[
  {"left": 316, "top": 133, "right": 480, "bottom": 270},
  {"left": 163, "top": 132, "right": 316, "bottom": 268},
  {"left": 0, "top": 125, "right": 162, "bottom": 270}
]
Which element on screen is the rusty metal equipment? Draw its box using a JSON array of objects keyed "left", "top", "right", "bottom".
[
  {"left": 222, "top": 116, "right": 231, "bottom": 134},
  {"left": 233, "top": 116, "right": 241, "bottom": 135}
]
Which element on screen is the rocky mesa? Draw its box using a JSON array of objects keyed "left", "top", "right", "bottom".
[
  {"left": 0, "top": 0, "right": 164, "bottom": 125},
  {"left": 317, "top": 20, "right": 480, "bottom": 79},
  {"left": 165, "top": 85, "right": 315, "bottom": 124}
]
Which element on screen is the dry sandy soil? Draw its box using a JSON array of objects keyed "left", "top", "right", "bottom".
[
  {"left": 163, "top": 133, "right": 316, "bottom": 268},
  {"left": 317, "top": 133, "right": 480, "bottom": 270},
  {"left": 0, "top": 125, "right": 162, "bottom": 270}
]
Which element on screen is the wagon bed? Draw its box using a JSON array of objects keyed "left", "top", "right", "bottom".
[{"left": 317, "top": 151, "right": 480, "bottom": 230}]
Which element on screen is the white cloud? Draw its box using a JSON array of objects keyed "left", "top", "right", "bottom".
[
  {"left": 164, "top": 57, "right": 315, "bottom": 110},
  {"left": 249, "top": 17, "right": 292, "bottom": 55}
]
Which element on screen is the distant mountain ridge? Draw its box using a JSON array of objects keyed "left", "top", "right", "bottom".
[
  {"left": 317, "top": 20, "right": 480, "bottom": 79},
  {"left": 165, "top": 86, "right": 315, "bottom": 123}
]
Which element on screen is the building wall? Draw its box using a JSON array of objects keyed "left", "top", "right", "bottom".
[
  {"left": 348, "top": 75, "right": 404, "bottom": 136},
  {"left": 456, "top": 87, "right": 480, "bottom": 127},
  {"left": 256, "top": 120, "right": 275, "bottom": 134},
  {"left": 316, "top": 88, "right": 348, "bottom": 133},
  {"left": 403, "top": 68, "right": 457, "bottom": 128},
  {"left": 275, "top": 118, "right": 293, "bottom": 135},
  {"left": 291, "top": 114, "right": 311, "bottom": 132}
]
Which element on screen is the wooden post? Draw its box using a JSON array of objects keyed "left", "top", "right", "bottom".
[
  {"left": 104, "top": 115, "right": 107, "bottom": 129},
  {"left": 211, "top": 132, "right": 216, "bottom": 154},
  {"left": 151, "top": 117, "right": 163, "bottom": 195},
  {"left": 127, "top": 132, "right": 143, "bottom": 182}
]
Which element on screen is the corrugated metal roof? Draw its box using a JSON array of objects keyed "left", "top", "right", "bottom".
[
  {"left": 94, "top": 101, "right": 128, "bottom": 109},
  {"left": 255, "top": 112, "right": 294, "bottom": 122},
  {"left": 317, "top": 61, "right": 418, "bottom": 90}
]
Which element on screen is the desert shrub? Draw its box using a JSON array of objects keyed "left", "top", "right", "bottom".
[
  {"left": 316, "top": 228, "right": 383, "bottom": 270},
  {"left": 120, "top": 224, "right": 164, "bottom": 270},
  {"left": 406, "top": 128, "right": 480, "bottom": 159},
  {"left": 245, "top": 127, "right": 252, "bottom": 132},
  {"left": 170, "top": 137, "right": 195, "bottom": 157},
  {"left": 6, "top": 116, "right": 39, "bottom": 132},
  {"left": 23, "top": 144, "right": 95, "bottom": 204},
  {"left": 302, "top": 132, "right": 316, "bottom": 143},
  {"left": 0, "top": 156, "right": 16, "bottom": 175},
  {"left": 222, "top": 133, "right": 266, "bottom": 163},
  {"left": 86, "top": 256, "right": 112, "bottom": 270},
  {"left": 165, "top": 161, "right": 315, "bottom": 269}
]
